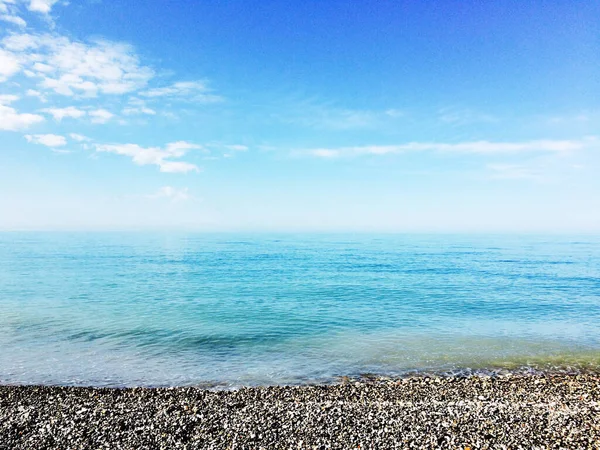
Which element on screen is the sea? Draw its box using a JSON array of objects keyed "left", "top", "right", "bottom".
[{"left": 0, "top": 233, "right": 599, "bottom": 388}]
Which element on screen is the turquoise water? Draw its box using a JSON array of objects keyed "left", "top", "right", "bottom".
[{"left": 1, "top": 233, "right": 599, "bottom": 387}]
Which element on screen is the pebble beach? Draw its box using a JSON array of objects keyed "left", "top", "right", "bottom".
[{"left": 1, "top": 372, "right": 599, "bottom": 449}]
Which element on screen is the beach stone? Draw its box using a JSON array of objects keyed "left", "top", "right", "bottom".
[{"left": 0, "top": 373, "right": 599, "bottom": 449}]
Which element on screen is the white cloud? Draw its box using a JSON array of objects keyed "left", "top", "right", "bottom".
[
  {"left": 0, "top": 48, "right": 20, "bottom": 80},
  {"left": 120, "top": 97, "right": 156, "bottom": 115},
  {"left": 0, "top": 14, "right": 26, "bottom": 27},
  {"left": 205, "top": 143, "right": 249, "bottom": 157},
  {"left": 140, "top": 81, "right": 205, "bottom": 97},
  {"left": 26, "top": 89, "right": 47, "bottom": 102},
  {"left": 140, "top": 81, "right": 223, "bottom": 103},
  {"left": 69, "top": 133, "right": 90, "bottom": 142},
  {"left": 311, "top": 149, "right": 340, "bottom": 158},
  {"left": 27, "top": 0, "right": 58, "bottom": 14},
  {"left": 304, "top": 138, "right": 599, "bottom": 158},
  {"left": 147, "top": 186, "right": 191, "bottom": 201},
  {"left": 2, "top": 33, "right": 37, "bottom": 51},
  {"left": 32, "top": 62, "right": 54, "bottom": 73},
  {"left": 42, "top": 106, "right": 86, "bottom": 121},
  {"left": 0, "top": 96, "right": 44, "bottom": 131},
  {"left": 122, "top": 106, "right": 156, "bottom": 115},
  {"left": 96, "top": 141, "right": 201, "bottom": 173},
  {"left": 0, "top": 0, "right": 17, "bottom": 14},
  {"left": 1, "top": 33, "right": 154, "bottom": 96},
  {"left": 0, "top": 94, "right": 19, "bottom": 103},
  {"left": 548, "top": 114, "right": 591, "bottom": 124},
  {"left": 0, "top": 32, "right": 221, "bottom": 125},
  {"left": 384, "top": 109, "right": 404, "bottom": 118},
  {"left": 224, "top": 144, "right": 248, "bottom": 151},
  {"left": 487, "top": 164, "right": 541, "bottom": 181},
  {"left": 89, "top": 108, "right": 114, "bottom": 124},
  {"left": 158, "top": 161, "right": 200, "bottom": 173},
  {"left": 25, "top": 133, "right": 66, "bottom": 147},
  {"left": 165, "top": 141, "right": 203, "bottom": 153}
]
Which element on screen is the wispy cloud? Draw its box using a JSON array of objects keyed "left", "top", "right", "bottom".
[
  {"left": 120, "top": 97, "right": 156, "bottom": 115},
  {"left": 95, "top": 141, "right": 202, "bottom": 173},
  {"left": 310, "top": 149, "right": 340, "bottom": 158},
  {"left": 0, "top": 14, "right": 223, "bottom": 139},
  {"left": 42, "top": 106, "right": 86, "bottom": 121},
  {"left": 302, "top": 137, "right": 598, "bottom": 158},
  {"left": 438, "top": 107, "right": 498, "bottom": 125},
  {"left": 486, "top": 163, "right": 542, "bottom": 181},
  {"left": 0, "top": 0, "right": 54, "bottom": 28},
  {"left": 0, "top": 13, "right": 26, "bottom": 27},
  {"left": 0, "top": 48, "right": 20, "bottom": 81},
  {"left": 275, "top": 96, "right": 405, "bottom": 130},
  {"left": 140, "top": 81, "right": 223, "bottom": 103},
  {"left": 206, "top": 143, "right": 249, "bottom": 153},
  {"left": 548, "top": 114, "right": 591, "bottom": 124},
  {"left": 1, "top": 33, "right": 154, "bottom": 97},
  {"left": 26, "top": 89, "right": 47, "bottom": 102},
  {"left": 283, "top": 104, "right": 380, "bottom": 130},
  {"left": 89, "top": 108, "right": 114, "bottom": 124},
  {"left": 122, "top": 106, "right": 156, "bottom": 116},
  {"left": 0, "top": 94, "right": 19, "bottom": 104},
  {"left": 69, "top": 133, "right": 90, "bottom": 142},
  {"left": 25, "top": 133, "right": 66, "bottom": 147},
  {"left": 146, "top": 186, "right": 191, "bottom": 202},
  {"left": 0, "top": 95, "right": 44, "bottom": 130},
  {"left": 223, "top": 144, "right": 248, "bottom": 151},
  {"left": 28, "top": 0, "right": 58, "bottom": 14},
  {"left": 200, "top": 142, "right": 250, "bottom": 159},
  {"left": 384, "top": 109, "right": 405, "bottom": 118}
]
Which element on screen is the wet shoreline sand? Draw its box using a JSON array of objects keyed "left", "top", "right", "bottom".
[{"left": 1, "top": 372, "right": 599, "bottom": 449}]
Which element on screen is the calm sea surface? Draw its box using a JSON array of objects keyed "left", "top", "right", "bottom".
[{"left": 0, "top": 233, "right": 599, "bottom": 387}]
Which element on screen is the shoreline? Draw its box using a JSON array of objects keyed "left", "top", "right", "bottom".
[{"left": 1, "top": 372, "right": 599, "bottom": 449}]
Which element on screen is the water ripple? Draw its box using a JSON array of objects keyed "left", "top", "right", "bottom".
[{"left": 0, "top": 233, "right": 599, "bottom": 387}]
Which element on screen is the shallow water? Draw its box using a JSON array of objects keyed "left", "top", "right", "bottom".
[{"left": 0, "top": 233, "right": 599, "bottom": 387}]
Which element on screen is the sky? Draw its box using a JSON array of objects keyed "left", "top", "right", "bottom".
[{"left": 1, "top": 0, "right": 599, "bottom": 232}]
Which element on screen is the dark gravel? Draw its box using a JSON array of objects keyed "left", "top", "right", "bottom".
[{"left": 1, "top": 373, "right": 599, "bottom": 449}]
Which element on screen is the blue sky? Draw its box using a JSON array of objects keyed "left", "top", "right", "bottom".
[{"left": 1, "top": 0, "right": 599, "bottom": 231}]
